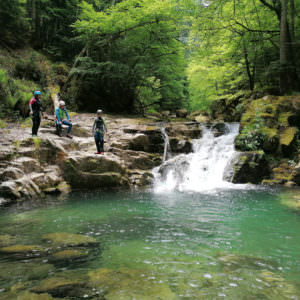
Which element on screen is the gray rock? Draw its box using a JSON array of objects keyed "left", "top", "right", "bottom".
[{"left": 0, "top": 181, "right": 20, "bottom": 199}]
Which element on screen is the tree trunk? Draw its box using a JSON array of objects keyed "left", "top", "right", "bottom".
[{"left": 243, "top": 43, "right": 255, "bottom": 90}]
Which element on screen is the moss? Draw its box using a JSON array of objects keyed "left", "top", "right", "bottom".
[
  {"left": 42, "top": 232, "right": 97, "bottom": 247},
  {"left": 0, "top": 245, "right": 46, "bottom": 254},
  {"left": 280, "top": 127, "right": 297, "bottom": 146},
  {"left": 279, "top": 112, "right": 293, "bottom": 126},
  {"left": 280, "top": 190, "right": 300, "bottom": 211},
  {"left": 31, "top": 277, "right": 86, "bottom": 297},
  {"left": 20, "top": 117, "right": 32, "bottom": 128},
  {"left": 52, "top": 249, "right": 88, "bottom": 260},
  {"left": 88, "top": 268, "right": 176, "bottom": 300},
  {"left": 0, "top": 120, "right": 6, "bottom": 128}
]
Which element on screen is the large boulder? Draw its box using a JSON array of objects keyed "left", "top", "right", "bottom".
[
  {"left": 224, "top": 151, "right": 270, "bottom": 184},
  {"left": 169, "top": 138, "right": 193, "bottom": 154},
  {"left": 166, "top": 123, "right": 202, "bottom": 139},
  {"left": 128, "top": 134, "right": 150, "bottom": 152},
  {"left": 62, "top": 154, "right": 129, "bottom": 189},
  {"left": 176, "top": 109, "right": 188, "bottom": 118}
]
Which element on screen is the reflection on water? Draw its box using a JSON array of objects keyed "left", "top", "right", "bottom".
[{"left": 0, "top": 188, "right": 300, "bottom": 299}]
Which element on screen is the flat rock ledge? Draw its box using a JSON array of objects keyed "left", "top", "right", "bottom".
[{"left": 0, "top": 114, "right": 198, "bottom": 205}]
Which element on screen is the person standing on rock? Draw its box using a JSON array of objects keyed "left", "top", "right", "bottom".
[
  {"left": 56, "top": 101, "right": 73, "bottom": 139},
  {"left": 29, "top": 91, "right": 44, "bottom": 137},
  {"left": 92, "top": 109, "right": 107, "bottom": 154}
]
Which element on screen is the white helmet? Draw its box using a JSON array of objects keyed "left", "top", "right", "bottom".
[
  {"left": 59, "top": 101, "right": 65, "bottom": 107},
  {"left": 97, "top": 109, "right": 103, "bottom": 114}
]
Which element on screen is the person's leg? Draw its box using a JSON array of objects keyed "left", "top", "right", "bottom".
[
  {"left": 32, "top": 115, "right": 39, "bottom": 136},
  {"left": 62, "top": 120, "right": 72, "bottom": 134},
  {"left": 99, "top": 134, "right": 104, "bottom": 153},
  {"left": 94, "top": 133, "right": 101, "bottom": 153},
  {"left": 56, "top": 122, "right": 62, "bottom": 136},
  {"left": 36, "top": 116, "right": 41, "bottom": 135}
]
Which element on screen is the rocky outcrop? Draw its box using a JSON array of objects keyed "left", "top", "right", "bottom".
[
  {"left": 62, "top": 154, "right": 130, "bottom": 189},
  {"left": 224, "top": 151, "right": 271, "bottom": 184}
]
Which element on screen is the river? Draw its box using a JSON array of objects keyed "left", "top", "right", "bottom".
[{"left": 0, "top": 124, "right": 300, "bottom": 299}]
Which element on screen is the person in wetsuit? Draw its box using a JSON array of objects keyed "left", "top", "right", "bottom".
[
  {"left": 56, "top": 100, "right": 73, "bottom": 139},
  {"left": 92, "top": 109, "right": 107, "bottom": 154},
  {"left": 30, "top": 91, "right": 44, "bottom": 137}
]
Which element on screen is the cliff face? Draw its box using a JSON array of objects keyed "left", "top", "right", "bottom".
[{"left": 0, "top": 113, "right": 201, "bottom": 205}]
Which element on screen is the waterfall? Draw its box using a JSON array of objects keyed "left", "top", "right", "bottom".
[
  {"left": 154, "top": 123, "right": 241, "bottom": 192},
  {"left": 161, "top": 127, "right": 171, "bottom": 162}
]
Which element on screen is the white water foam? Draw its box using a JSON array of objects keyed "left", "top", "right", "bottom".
[{"left": 154, "top": 123, "right": 249, "bottom": 193}]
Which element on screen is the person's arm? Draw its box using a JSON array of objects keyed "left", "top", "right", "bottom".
[
  {"left": 65, "top": 109, "right": 70, "bottom": 121},
  {"left": 56, "top": 108, "right": 61, "bottom": 123},
  {"left": 29, "top": 100, "right": 33, "bottom": 115},
  {"left": 103, "top": 118, "right": 108, "bottom": 133}
]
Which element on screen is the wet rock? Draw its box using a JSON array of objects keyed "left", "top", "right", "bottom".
[
  {"left": 128, "top": 170, "right": 154, "bottom": 186},
  {"left": 52, "top": 249, "right": 88, "bottom": 259},
  {"left": 169, "top": 138, "right": 193, "bottom": 154},
  {"left": 0, "top": 245, "right": 47, "bottom": 258},
  {"left": 158, "top": 154, "right": 190, "bottom": 180},
  {"left": 224, "top": 151, "right": 270, "bottom": 184},
  {"left": 211, "top": 123, "right": 229, "bottom": 137},
  {"left": 42, "top": 232, "right": 98, "bottom": 247},
  {"left": 31, "top": 276, "right": 87, "bottom": 298},
  {"left": 1, "top": 291, "right": 56, "bottom": 300},
  {"left": 88, "top": 268, "right": 176, "bottom": 300},
  {"left": 176, "top": 109, "right": 188, "bottom": 118},
  {"left": 280, "top": 127, "right": 298, "bottom": 156}
]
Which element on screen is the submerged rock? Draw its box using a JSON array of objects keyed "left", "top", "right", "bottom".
[
  {"left": 0, "top": 245, "right": 47, "bottom": 258},
  {"left": 51, "top": 249, "right": 89, "bottom": 261},
  {"left": 32, "top": 276, "right": 87, "bottom": 297},
  {"left": 42, "top": 232, "right": 97, "bottom": 247},
  {"left": 88, "top": 268, "right": 177, "bottom": 300}
]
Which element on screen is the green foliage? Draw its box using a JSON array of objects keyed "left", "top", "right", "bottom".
[
  {"left": 69, "top": 0, "right": 188, "bottom": 113},
  {"left": 0, "top": 0, "right": 29, "bottom": 47}
]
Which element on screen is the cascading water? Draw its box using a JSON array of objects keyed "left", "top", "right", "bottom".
[
  {"left": 154, "top": 123, "right": 241, "bottom": 192},
  {"left": 161, "top": 126, "right": 171, "bottom": 162}
]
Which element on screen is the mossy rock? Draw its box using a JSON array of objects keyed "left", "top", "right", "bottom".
[
  {"left": 280, "top": 190, "right": 300, "bottom": 211},
  {"left": 0, "top": 261, "right": 54, "bottom": 282},
  {"left": 224, "top": 151, "right": 270, "bottom": 184},
  {"left": 52, "top": 249, "right": 89, "bottom": 261},
  {"left": 279, "top": 127, "right": 297, "bottom": 146},
  {"left": 0, "top": 245, "right": 46, "bottom": 256},
  {"left": 88, "top": 268, "right": 176, "bottom": 300},
  {"left": 31, "top": 277, "right": 87, "bottom": 297},
  {"left": 0, "top": 234, "right": 16, "bottom": 247},
  {"left": 42, "top": 232, "right": 97, "bottom": 247},
  {"left": 1, "top": 291, "right": 56, "bottom": 300}
]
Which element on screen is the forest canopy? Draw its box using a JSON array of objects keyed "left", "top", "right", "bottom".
[{"left": 0, "top": 0, "right": 299, "bottom": 114}]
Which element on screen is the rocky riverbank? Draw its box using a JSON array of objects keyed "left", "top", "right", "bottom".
[{"left": 0, "top": 114, "right": 201, "bottom": 206}]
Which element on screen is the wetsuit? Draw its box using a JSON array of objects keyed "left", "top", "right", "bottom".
[
  {"left": 92, "top": 117, "right": 107, "bottom": 153},
  {"left": 56, "top": 107, "right": 72, "bottom": 135},
  {"left": 31, "top": 97, "right": 43, "bottom": 136}
]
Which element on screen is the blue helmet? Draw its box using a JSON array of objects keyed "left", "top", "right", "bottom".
[{"left": 34, "top": 91, "right": 42, "bottom": 96}]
